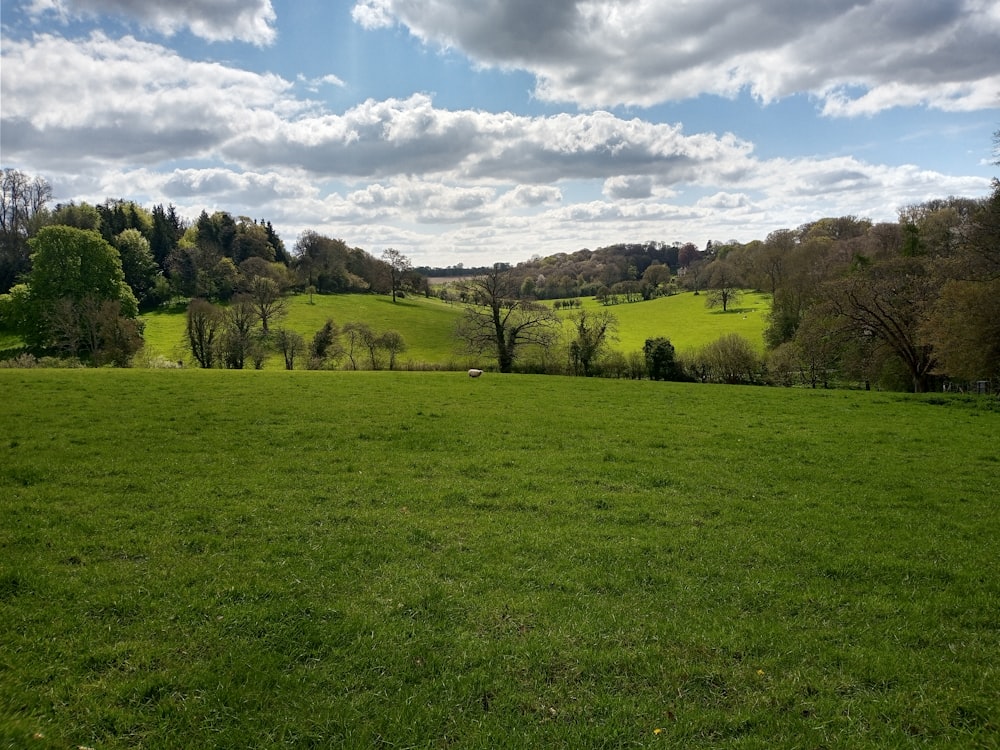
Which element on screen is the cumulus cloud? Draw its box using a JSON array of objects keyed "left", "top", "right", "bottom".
[
  {"left": 1, "top": 27, "right": 993, "bottom": 265},
  {"left": 2, "top": 34, "right": 758, "bottom": 184},
  {"left": 351, "top": 0, "right": 1000, "bottom": 113},
  {"left": 604, "top": 176, "right": 653, "bottom": 200},
  {"left": 27, "top": 0, "right": 277, "bottom": 44}
]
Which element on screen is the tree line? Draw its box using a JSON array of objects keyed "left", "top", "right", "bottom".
[
  {"left": 0, "top": 169, "right": 426, "bottom": 365},
  {"left": 2, "top": 149, "right": 998, "bottom": 390},
  {"left": 450, "top": 178, "right": 999, "bottom": 391}
]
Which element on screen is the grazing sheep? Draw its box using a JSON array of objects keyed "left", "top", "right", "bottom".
[{"left": 468, "top": 368, "right": 483, "bottom": 377}]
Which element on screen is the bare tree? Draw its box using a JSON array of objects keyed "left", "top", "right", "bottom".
[
  {"left": 378, "top": 330, "right": 407, "bottom": 370},
  {"left": 274, "top": 328, "right": 305, "bottom": 370},
  {"left": 456, "top": 264, "right": 560, "bottom": 373},
  {"left": 246, "top": 275, "right": 286, "bottom": 333},
  {"left": 381, "top": 248, "right": 412, "bottom": 303},
  {"left": 704, "top": 260, "right": 744, "bottom": 312},
  {"left": 186, "top": 298, "right": 222, "bottom": 368}
]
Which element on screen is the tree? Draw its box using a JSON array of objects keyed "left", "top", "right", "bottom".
[
  {"left": 11, "top": 226, "right": 139, "bottom": 355},
  {"left": 218, "top": 295, "right": 258, "bottom": 369},
  {"left": 309, "top": 319, "right": 343, "bottom": 369},
  {"left": 381, "top": 248, "right": 412, "bottom": 303},
  {"left": 274, "top": 328, "right": 305, "bottom": 370},
  {"left": 79, "top": 297, "right": 143, "bottom": 366},
  {"left": 822, "top": 255, "right": 937, "bottom": 392},
  {"left": 704, "top": 260, "right": 743, "bottom": 312},
  {"left": 115, "top": 228, "right": 162, "bottom": 308},
  {"left": 568, "top": 309, "right": 617, "bottom": 376},
  {"left": 341, "top": 321, "right": 372, "bottom": 370},
  {"left": 378, "top": 330, "right": 407, "bottom": 370},
  {"left": 186, "top": 298, "right": 222, "bottom": 368},
  {"left": 1, "top": 169, "right": 52, "bottom": 293},
  {"left": 456, "top": 264, "right": 560, "bottom": 373},
  {"left": 245, "top": 275, "right": 286, "bottom": 334},
  {"left": 50, "top": 201, "right": 101, "bottom": 231},
  {"left": 921, "top": 278, "right": 1000, "bottom": 382},
  {"left": 693, "top": 333, "right": 760, "bottom": 384},
  {"left": 643, "top": 337, "right": 685, "bottom": 381}
]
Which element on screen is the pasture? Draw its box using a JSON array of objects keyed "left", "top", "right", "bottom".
[
  {"left": 1, "top": 370, "right": 997, "bottom": 748},
  {"left": 137, "top": 291, "right": 770, "bottom": 369}
]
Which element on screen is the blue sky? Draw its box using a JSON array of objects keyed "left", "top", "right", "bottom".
[{"left": 2, "top": 0, "right": 997, "bottom": 266}]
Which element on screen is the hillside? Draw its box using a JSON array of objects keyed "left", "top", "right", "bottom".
[{"left": 138, "top": 291, "right": 770, "bottom": 368}]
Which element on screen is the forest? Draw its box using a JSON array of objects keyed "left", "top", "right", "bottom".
[{"left": 1, "top": 165, "right": 998, "bottom": 392}]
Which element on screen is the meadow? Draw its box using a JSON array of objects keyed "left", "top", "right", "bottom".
[
  {"left": 1, "top": 370, "right": 997, "bottom": 748},
  {"left": 137, "top": 290, "right": 770, "bottom": 368}
]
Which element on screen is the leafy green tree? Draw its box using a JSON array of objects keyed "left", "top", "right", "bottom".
[
  {"left": 568, "top": 309, "right": 617, "bottom": 376},
  {"left": 115, "top": 228, "right": 163, "bottom": 308},
  {"left": 150, "top": 203, "right": 185, "bottom": 268},
  {"left": 643, "top": 337, "right": 684, "bottom": 381},
  {"left": 50, "top": 201, "right": 101, "bottom": 231},
  {"left": 12, "top": 225, "right": 138, "bottom": 354},
  {"left": 456, "top": 264, "right": 560, "bottom": 373},
  {"left": 309, "top": 319, "right": 344, "bottom": 369},
  {"left": 922, "top": 278, "right": 1000, "bottom": 383}
]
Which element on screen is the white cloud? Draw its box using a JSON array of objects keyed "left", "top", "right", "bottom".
[
  {"left": 28, "top": 0, "right": 277, "bottom": 44},
  {"left": 351, "top": 0, "right": 1000, "bottom": 114},
  {"left": 1, "top": 29, "right": 993, "bottom": 266},
  {"left": 604, "top": 176, "right": 653, "bottom": 200}
]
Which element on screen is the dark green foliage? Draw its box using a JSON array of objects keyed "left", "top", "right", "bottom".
[
  {"left": 308, "top": 318, "right": 342, "bottom": 369},
  {"left": 644, "top": 336, "right": 684, "bottom": 380}
]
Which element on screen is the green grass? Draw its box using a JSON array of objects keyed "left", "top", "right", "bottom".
[
  {"left": 138, "top": 291, "right": 769, "bottom": 369},
  {"left": 570, "top": 291, "right": 770, "bottom": 354},
  {"left": 140, "top": 293, "right": 467, "bottom": 368},
  {"left": 1, "top": 370, "right": 997, "bottom": 748}
]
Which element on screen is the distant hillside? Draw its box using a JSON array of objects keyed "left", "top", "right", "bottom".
[{"left": 139, "top": 290, "right": 768, "bottom": 369}]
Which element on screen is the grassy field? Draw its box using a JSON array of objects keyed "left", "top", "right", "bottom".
[
  {"left": 139, "top": 294, "right": 468, "bottom": 368},
  {"left": 1, "top": 370, "right": 997, "bottom": 748},
  {"left": 137, "top": 291, "right": 769, "bottom": 368},
  {"left": 553, "top": 292, "right": 770, "bottom": 354}
]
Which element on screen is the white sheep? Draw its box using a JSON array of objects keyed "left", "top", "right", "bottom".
[{"left": 468, "top": 368, "right": 483, "bottom": 377}]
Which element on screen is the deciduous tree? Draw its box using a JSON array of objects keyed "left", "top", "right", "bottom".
[
  {"left": 643, "top": 337, "right": 685, "bottom": 381},
  {"left": 456, "top": 264, "right": 559, "bottom": 373},
  {"left": 12, "top": 226, "right": 138, "bottom": 356},
  {"left": 381, "top": 248, "right": 412, "bottom": 303},
  {"left": 568, "top": 309, "right": 617, "bottom": 376},
  {"left": 186, "top": 298, "right": 222, "bottom": 368},
  {"left": 0, "top": 169, "right": 52, "bottom": 293},
  {"left": 274, "top": 328, "right": 305, "bottom": 370}
]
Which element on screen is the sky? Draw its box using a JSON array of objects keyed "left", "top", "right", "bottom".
[{"left": 1, "top": 0, "right": 998, "bottom": 267}]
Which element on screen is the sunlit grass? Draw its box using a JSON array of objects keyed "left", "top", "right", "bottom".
[
  {"left": 1, "top": 370, "right": 997, "bottom": 748},
  {"left": 553, "top": 291, "right": 770, "bottom": 354},
  {"left": 140, "top": 293, "right": 466, "bottom": 367},
  {"left": 138, "top": 290, "right": 770, "bottom": 370}
]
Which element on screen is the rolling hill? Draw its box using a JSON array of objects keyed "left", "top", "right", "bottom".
[{"left": 139, "top": 291, "right": 770, "bottom": 369}]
